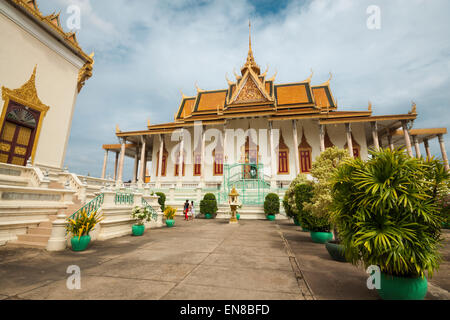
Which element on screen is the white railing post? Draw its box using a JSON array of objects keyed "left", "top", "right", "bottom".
[{"left": 46, "top": 213, "right": 68, "bottom": 251}]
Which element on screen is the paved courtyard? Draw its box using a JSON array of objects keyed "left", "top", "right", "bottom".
[{"left": 0, "top": 219, "right": 448, "bottom": 300}]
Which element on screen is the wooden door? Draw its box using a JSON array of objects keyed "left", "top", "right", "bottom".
[{"left": 0, "top": 121, "right": 33, "bottom": 166}]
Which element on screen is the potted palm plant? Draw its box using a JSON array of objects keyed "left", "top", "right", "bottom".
[
  {"left": 164, "top": 206, "right": 176, "bottom": 227},
  {"left": 264, "top": 193, "right": 280, "bottom": 221},
  {"left": 332, "top": 149, "right": 447, "bottom": 300},
  {"left": 131, "top": 206, "right": 151, "bottom": 236},
  {"left": 66, "top": 208, "right": 103, "bottom": 251}
]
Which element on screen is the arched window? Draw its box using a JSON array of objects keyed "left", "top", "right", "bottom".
[
  {"left": 278, "top": 133, "right": 289, "bottom": 174},
  {"left": 193, "top": 153, "right": 202, "bottom": 176},
  {"left": 155, "top": 147, "right": 168, "bottom": 176},
  {"left": 174, "top": 151, "right": 185, "bottom": 176},
  {"left": 298, "top": 128, "right": 312, "bottom": 173},
  {"left": 344, "top": 134, "right": 361, "bottom": 159},
  {"left": 213, "top": 149, "right": 223, "bottom": 175}
]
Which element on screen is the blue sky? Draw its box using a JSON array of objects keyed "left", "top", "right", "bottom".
[{"left": 37, "top": 0, "right": 450, "bottom": 180}]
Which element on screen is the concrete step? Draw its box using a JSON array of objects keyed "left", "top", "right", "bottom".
[
  {"left": 48, "top": 181, "right": 65, "bottom": 189},
  {"left": 38, "top": 221, "right": 52, "bottom": 228},
  {"left": 28, "top": 227, "right": 52, "bottom": 236},
  {"left": 16, "top": 234, "right": 50, "bottom": 243},
  {"left": 7, "top": 240, "right": 47, "bottom": 249}
]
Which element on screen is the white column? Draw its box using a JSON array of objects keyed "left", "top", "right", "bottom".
[
  {"left": 101, "top": 150, "right": 108, "bottom": 179},
  {"left": 200, "top": 127, "right": 206, "bottom": 187},
  {"left": 346, "top": 123, "right": 354, "bottom": 158},
  {"left": 132, "top": 146, "right": 139, "bottom": 183},
  {"left": 424, "top": 139, "right": 431, "bottom": 159},
  {"left": 139, "top": 138, "right": 147, "bottom": 185},
  {"left": 269, "top": 121, "right": 277, "bottom": 188},
  {"left": 113, "top": 152, "right": 119, "bottom": 180},
  {"left": 223, "top": 124, "right": 228, "bottom": 164},
  {"left": 117, "top": 140, "right": 126, "bottom": 185},
  {"left": 319, "top": 124, "right": 325, "bottom": 153},
  {"left": 412, "top": 135, "right": 421, "bottom": 158},
  {"left": 177, "top": 130, "right": 184, "bottom": 187},
  {"left": 156, "top": 135, "right": 164, "bottom": 188},
  {"left": 371, "top": 121, "right": 380, "bottom": 151},
  {"left": 388, "top": 134, "right": 394, "bottom": 151},
  {"left": 401, "top": 120, "right": 413, "bottom": 157},
  {"left": 292, "top": 120, "right": 300, "bottom": 175},
  {"left": 438, "top": 134, "right": 449, "bottom": 171}
]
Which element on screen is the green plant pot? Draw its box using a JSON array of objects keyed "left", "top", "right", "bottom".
[
  {"left": 310, "top": 231, "right": 333, "bottom": 244},
  {"left": 325, "top": 242, "right": 347, "bottom": 262},
  {"left": 71, "top": 235, "right": 91, "bottom": 251},
  {"left": 236, "top": 214, "right": 240, "bottom": 220},
  {"left": 132, "top": 224, "right": 145, "bottom": 236},
  {"left": 205, "top": 213, "right": 212, "bottom": 219},
  {"left": 377, "top": 273, "right": 428, "bottom": 300},
  {"left": 293, "top": 218, "right": 301, "bottom": 226},
  {"left": 166, "top": 219, "right": 175, "bottom": 227},
  {"left": 301, "top": 227, "right": 310, "bottom": 232},
  {"left": 267, "top": 215, "right": 276, "bottom": 221}
]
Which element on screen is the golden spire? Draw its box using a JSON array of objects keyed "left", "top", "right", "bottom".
[{"left": 241, "top": 20, "right": 260, "bottom": 75}]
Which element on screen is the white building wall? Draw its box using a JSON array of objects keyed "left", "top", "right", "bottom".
[
  {"left": 149, "top": 117, "right": 368, "bottom": 184},
  {"left": 0, "top": 3, "right": 85, "bottom": 169}
]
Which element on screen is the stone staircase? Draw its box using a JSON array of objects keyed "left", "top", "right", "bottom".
[{"left": 7, "top": 182, "right": 84, "bottom": 249}]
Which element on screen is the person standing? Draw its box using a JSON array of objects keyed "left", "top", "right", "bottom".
[
  {"left": 184, "top": 200, "right": 190, "bottom": 221},
  {"left": 190, "top": 201, "right": 195, "bottom": 220}
]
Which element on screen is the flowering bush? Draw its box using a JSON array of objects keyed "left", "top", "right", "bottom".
[
  {"left": 131, "top": 206, "right": 151, "bottom": 226},
  {"left": 164, "top": 206, "right": 177, "bottom": 220}
]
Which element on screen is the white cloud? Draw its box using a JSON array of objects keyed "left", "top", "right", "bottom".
[{"left": 36, "top": 0, "right": 450, "bottom": 178}]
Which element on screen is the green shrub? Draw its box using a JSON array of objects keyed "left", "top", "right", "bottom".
[
  {"left": 264, "top": 193, "right": 280, "bottom": 215},
  {"left": 283, "top": 174, "right": 310, "bottom": 218},
  {"left": 294, "top": 183, "right": 330, "bottom": 232},
  {"left": 155, "top": 192, "right": 166, "bottom": 211},
  {"left": 200, "top": 193, "right": 218, "bottom": 217},
  {"left": 282, "top": 194, "right": 294, "bottom": 218},
  {"left": 332, "top": 148, "right": 447, "bottom": 278}
]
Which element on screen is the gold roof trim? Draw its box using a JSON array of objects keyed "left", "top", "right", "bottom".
[{"left": 9, "top": 0, "right": 93, "bottom": 63}]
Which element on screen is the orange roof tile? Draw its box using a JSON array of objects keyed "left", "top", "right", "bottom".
[
  {"left": 194, "top": 90, "right": 227, "bottom": 113},
  {"left": 275, "top": 83, "right": 313, "bottom": 106},
  {"left": 312, "top": 86, "right": 334, "bottom": 108}
]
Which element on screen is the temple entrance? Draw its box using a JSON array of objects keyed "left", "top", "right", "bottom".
[
  {"left": 242, "top": 135, "right": 259, "bottom": 179},
  {"left": 0, "top": 102, "right": 39, "bottom": 166}
]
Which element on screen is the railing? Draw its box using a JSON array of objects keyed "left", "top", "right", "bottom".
[
  {"left": 115, "top": 192, "right": 134, "bottom": 205},
  {"left": 69, "top": 193, "right": 104, "bottom": 220},
  {"left": 141, "top": 198, "right": 158, "bottom": 221}
]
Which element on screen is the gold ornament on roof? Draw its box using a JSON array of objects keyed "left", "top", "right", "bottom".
[
  {"left": 241, "top": 20, "right": 261, "bottom": 75},
  {"left": 368, "top": 101, "right": 372, "bottom": 112},
  {"left": 1, "top": 65, "right": 50, "bottom": 113},
  {"left": 410, "top": 101, "right": 417, "bottom": 114}
]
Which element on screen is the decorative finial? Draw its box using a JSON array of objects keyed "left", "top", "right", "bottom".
[
  {"left": 268, "top": 70, "right": 278, "bottom": 82},
  {"left": 233, "top": 68, "right": 241, "bottom": 80},
  {"left": 116, "top": 124, "right": 120, "bottom": 133},
  {"left": 323, "top": 72, "right": 333, "bottom": 85},
  {"left": 195, "top": 82, "right": 204, "bottom": 92},
  {"left": 147, "top": 118, "right": 151, "bottom": 127},
  {"left": 306, "top": 69, "right": 314, "bottom": 82},
  {"left": 410, "top": 101, "right": 417, "bottom": 114},
  {"left": 368, "top": 101, "right": 372, "bottom": 112},
  {"left": 261, "top": 65, "right": 269, "bottom": 77},
  {"left": 249, "top": 20, "right": 252, "bottom": 51},
  {"left": 225, "top": 73, "right": 234, "bottom": 86},
  {"left": 179, "top": 89, "right": 187, "bottom": 99}
]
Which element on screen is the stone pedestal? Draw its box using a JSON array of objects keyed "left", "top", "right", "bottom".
[{"left": 46, "top": 213, "right": 68, "bottom": 251}]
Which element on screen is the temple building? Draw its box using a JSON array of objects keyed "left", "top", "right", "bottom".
[
  {"left": 105, "top": 25, "right": 448, "bottom": 207},
  {"left": 0, "top": 0, "right": 107, "bottom": 248}
]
